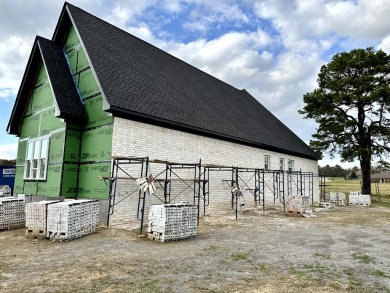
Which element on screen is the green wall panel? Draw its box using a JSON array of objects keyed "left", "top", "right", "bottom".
[
  {"left": 30, "top": 83, "right": 53, "bottom": 113},
  {"left": 64, "top": 129, "right": 81, "bottom": 162},
  {"left": 78, "top": 162, "right": 110, "bottom": 199},
  {"left": 48, "top": 131, "right": 65, "bottom": 164},
  {"left": 16, "top": 141, "right": 27, "bottom": 165},
  {"left": 20, "top": 114, "right": 40, "bottom": 139},
  {"left": 61, "top": 164, "right": 79, "bottom": 198},
  {"left": 80, "top": 125, "right": 112, "bottom": 162},
  {"left": 35, "top": 64, "right": 48, "bottom": 85},
  {"left": 36, "top": 164, "right": 62, "bottom": 196},
  {"left": 84, "top": 95, "right": 113, "bottom": 128},
  {"left": 67, "top": 46, "right": 89, "bottom": 73},
  {"left": 77, "top": 69, "right": 100, "bottom": 99},
  {"left": 24, "top": 181, "right": 38, "bottom": 195},
  {"left": 13, "top": 167, "right": 25, "bottom": 194},
  {"left": 64, "top": 26, "right": 79, "bottom": 52},
  {"left": 40, "top": 108, "right": 65, "bottom": 136}
]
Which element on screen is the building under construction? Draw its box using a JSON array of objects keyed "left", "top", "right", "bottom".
[{"left": 7, "top": 3, "right": 320, "bottom": 229}]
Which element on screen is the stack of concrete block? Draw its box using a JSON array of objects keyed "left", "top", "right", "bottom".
[
  {"left": 327, "top": 192, "right": 346, "bottom": 206},
  {"left": 148, "top": 203, "right": 197, "bottom": 242},
  {"left": 349, "top": 192, "right": 371, "bottom": 206},
  {"left": 286, "top": 196, "right": 309, "bottom": 215},
  {"left": 0, "top": 197, "right": 25, "bottom": 230},
  {"left": 25, "top": 200, "right": 60, "bottom": 238},
  {"left": 46, "top": 199, "right": 99, "bottom": 241},
  {"left": 0, "top": 185, "right": 11, "bottom": 197}
]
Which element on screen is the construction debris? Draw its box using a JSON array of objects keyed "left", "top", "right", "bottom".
[
  {"left": 136, "top": 174, "right": 156, "bottom": 194},
  {"left": 0, "top": 185, "right": 11, "bottom": 197}
]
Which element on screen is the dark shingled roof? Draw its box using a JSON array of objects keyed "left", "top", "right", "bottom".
[
  {"left": 7, "top": 36, "right": 84, "bottom": 135},
  {"left": 64, "top": 3, "right": 319, "bottom": 160},
  {"left": 37, "top": 37, "right": 85, "bottom": 120}
]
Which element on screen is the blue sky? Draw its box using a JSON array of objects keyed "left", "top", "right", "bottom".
[{"left": 1, "top": 0, "right": 389, "bottom": 168}]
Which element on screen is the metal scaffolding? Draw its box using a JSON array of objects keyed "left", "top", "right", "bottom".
[
  {"left": 101, "top": 157, "right": 209, "bottom": 233},
  {"left": 102, "top": 158, "right": 316, "bottom": 233}
]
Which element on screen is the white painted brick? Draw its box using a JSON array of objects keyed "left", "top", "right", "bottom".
[{"left": 110, "top": 117, "right": 319, "bottom": 227}]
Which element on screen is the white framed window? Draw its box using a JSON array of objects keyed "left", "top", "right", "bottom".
[
  {"left": 264, "top": 155, "right": 270, "bottom": 170},
  {"left": 280, "top": 158, "right": 284, "bottom": 171},
  {"left": 288, "top": 160, "right": 294, "bottom": 172},
  {"left": 25, "top": 136, "right": 49, "bottom": 180}
]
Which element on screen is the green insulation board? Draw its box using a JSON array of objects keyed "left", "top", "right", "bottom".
[
  {"left": 80, "top": 125, "right": 112, "bottom": 163},
  {"left": 66, "top": 43, "right": 89, "bottom": 75},
  {"left": 21, "top": 164, "right": 62, "bottom": 196},
  {"left": 19, "top": 65, "right": 64, "bottom": 139},
  {"left": 40, "top": 108, "right": 64, "bottom": 136},
  {"left": 13, "top": 167, "right": 25, "bottom": 194},
  {"left": 76, "top": 68, "right": 101, "bottom": 99},
  {"left": 84, "top": 95, "right": 113, "bottom": 128},
  {"left": 60, "top": 164, "right": 79, "bottom": 198},
  {"left": 64, "top": 26, "right": 79, "bottom": 53},
  {"left": 64, "top": 129, "right": 81, "bottom": 163},
  {"left": 65, "top": 26, "right": 100, "bottom": 100},
  {"left": 24, "top": 66, "right": 53, "bottom": 116},
  {"left": 77, "top": 162, "right": 110, "bottom": 199},
  {"left": 48, "top": 130, "right": 65, "bottom": 164},
  {"left": 35, "top": 164, "right": 62, "bottom": 196},
  {"left": 19, "top": 114, "right": 40, "bottom": 139},
  {"left": 16, "top": 140, "right": 27, "bottom": 165}
]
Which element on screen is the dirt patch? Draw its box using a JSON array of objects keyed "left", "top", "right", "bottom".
[{"left": 1, "top": 205, "right": 390, "bottom": 292}]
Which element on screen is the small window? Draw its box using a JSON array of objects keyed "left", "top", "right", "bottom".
[
  {"left": 25, "top": 137, "right": 49, "bottom": 180},
  {"left": 288, "top": 160, "right": 294, "bottom": 172},
  {"left": 264, "top": 155, "right": 270, "bottom": 170},
  {"left": 280, "top": 158, "right": 284, "bottom": 171}
]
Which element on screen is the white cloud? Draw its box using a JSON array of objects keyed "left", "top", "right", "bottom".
[
  {"left": 0, "top": 142, "right": 17, "bottom": 160},
  {"left": 182, "top": 0, "right": 250, "bottom": 33},
  {"left": 378, "top": 35, "right": 390, "bottom": 53},
  {"left": 254, "top": 0, "right": 390, "bottom": 53},
  {"left": 0, "top": 36, "right": 33, "bottom": 99}
]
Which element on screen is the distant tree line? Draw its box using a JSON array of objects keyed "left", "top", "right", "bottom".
[
  {"left": 318, "top": 165, "right": 358, "bottom": 178},
  {"left": 319, "top": 164, "right": 388, "bottom": 178},
  {"left": 0, "top": 159, "right": 16, "bottom": 166}
]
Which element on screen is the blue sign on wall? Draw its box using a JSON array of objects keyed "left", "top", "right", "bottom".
[{"left": 0, "top": 165, "right": 16, "bottom": 189}]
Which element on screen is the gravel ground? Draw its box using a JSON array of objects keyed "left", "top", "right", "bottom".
[{"left": 1, "top": 205, "right": 390, "bottom": 293}]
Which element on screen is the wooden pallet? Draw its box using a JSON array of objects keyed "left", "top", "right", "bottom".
[
  {"left": 26, "top": 229, "right": 46, "bottom": 239},
  {"left": 287, "top": 210, "right": 303, "bottom": 217}
]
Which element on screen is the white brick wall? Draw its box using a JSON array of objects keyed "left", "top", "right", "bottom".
[{"left": 110, "top": 117, "right": 319, "bottom": 227}]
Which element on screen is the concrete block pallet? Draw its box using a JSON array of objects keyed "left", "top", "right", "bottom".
[
  {"left": 349, "top": 192, "right": 371, "bottom": 206},
  {"left": 286, "top": 195, "right": 309, "bottom": 214},
  {"left": 46, "top": 199, "right": 99, "bottom": 241},
  {"left": 0, "top": 197, "right": 25, "bottom": 231},
  {"left": 148, "top": 203, "right": 197, "bottom": 242},
  {"left": 25, "top": 200, "right": 60, "bottom": 238},
  {"left": 326, "top": 192, "right": 346, "bottom": 206}
]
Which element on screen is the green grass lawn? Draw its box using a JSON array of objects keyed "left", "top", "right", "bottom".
[{"left": 324, "top": 177, "right": 390, "bottom": 202}]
